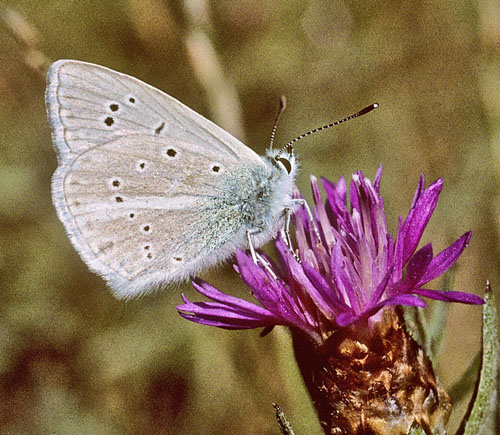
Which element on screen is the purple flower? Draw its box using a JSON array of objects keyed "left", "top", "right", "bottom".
[{"left": 177, "top": 168, "right": 483, "bottom": 344}]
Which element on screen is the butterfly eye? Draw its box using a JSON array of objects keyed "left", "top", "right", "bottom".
[{"left": 276, "top": 157, "right": 292, "bottom": 174}]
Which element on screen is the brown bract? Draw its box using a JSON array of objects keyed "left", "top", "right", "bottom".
[{"left": 292, "top": 308, "right": 451, "bottom": 434}]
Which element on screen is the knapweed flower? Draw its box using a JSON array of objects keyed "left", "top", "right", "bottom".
[
  {"left": 178, "top": 168, "right": 482, "bottom": 340},
  {"left": 177, "top": 168, "right": 484, "bottom": 433}
]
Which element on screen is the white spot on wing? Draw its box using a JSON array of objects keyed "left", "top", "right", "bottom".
[
  {"left": 107, "top": 177, "right": 123, "bottom": 190},
  {"left": 140, "top": 223, "right": 152, "bottom": 234},
  {"left": 162, "top": 147, "right": 178, "bottom": 159},
  {"left": 136, "top": 160, "right": 148, "bottom": 172}
]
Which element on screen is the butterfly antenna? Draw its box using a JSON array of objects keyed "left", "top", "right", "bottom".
[
  {"left": 269, "top": 95, "right": 287, "bottom": 150},
  {"left": 275, "top": 103, "right": 379, "bottom": 159}
]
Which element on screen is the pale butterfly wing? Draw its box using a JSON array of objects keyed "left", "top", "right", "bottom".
[
  {"left": 47, "top": 60, "right": 260, "bottom": 163},
  {"left": 57, "top": 135, "right": 261, "bottom": 298},
  {"left": 46, "top": 60, "right": 267, "bottom": 297}
]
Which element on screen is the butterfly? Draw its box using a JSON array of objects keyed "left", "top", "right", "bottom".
[
  {"left": 46, "top": 60, "right": 303, "bottom": 298},
  {"left": 46, "top": 60, "right": 377, "bottom": 298}
]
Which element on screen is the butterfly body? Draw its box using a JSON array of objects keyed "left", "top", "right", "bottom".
[{"left": 46, "top": 60, "right": 297, "bottom": 298}]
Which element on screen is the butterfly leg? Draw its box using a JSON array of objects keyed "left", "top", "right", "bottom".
[
  {"left": 281, "top": 208, "right": 301, "bottom": 263},
  {"left": 246, "top": 229, "right": 260, "bottom": 264},
  {"left": 246, "top": 229, "right": 278, "bottom": 280},
  {"left": 288, "top": 198, "right": 321, "bottom": 242},
  {"left": 280, "top": 198, "right": 322, "bottom": 263}
]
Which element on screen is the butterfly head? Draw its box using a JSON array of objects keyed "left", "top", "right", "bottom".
[{"left": 267, "top": 146, "right": 298, "bottom": 178}]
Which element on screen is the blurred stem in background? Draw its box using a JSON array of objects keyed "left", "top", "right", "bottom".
[
  {"left": 1, "top": 6, "right": 49, "bottom": 78},
  {"left": 183, "top": 0, "right": 246, "bottom": 141}
]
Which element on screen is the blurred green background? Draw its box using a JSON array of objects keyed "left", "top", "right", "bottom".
[{"left": 0, "top": 0, "right": 498, "bottom": 433}]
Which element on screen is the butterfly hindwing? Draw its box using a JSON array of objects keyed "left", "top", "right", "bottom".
[{"left": 46, "top": 60, "right": 270, "bottom": 297}]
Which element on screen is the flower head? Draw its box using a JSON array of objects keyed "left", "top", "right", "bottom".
[{"left": 177, "top": 168, "right": 483, "bottom": 344}]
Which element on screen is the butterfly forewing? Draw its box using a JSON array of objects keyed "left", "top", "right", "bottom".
[
  {"left": 47, "top": 60, "right": 261, "bottom": 162},
  {"left": 47, "top": 60, "right": 267, "bottom": 297}
]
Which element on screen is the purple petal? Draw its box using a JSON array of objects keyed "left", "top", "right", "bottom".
[
  {"left": 301, "top": 260, "right": 349, "bottom": 313},
  {"left": 189, "top": 279, "right": 273, "bottom": 313},
  {"left": 410, "top": 173, "right": 426, "bottom": 209},
  {"left": 236, "top": 249, "right": 272, "bottom": 292},
  {"left": 323, "top": 175, "right": 347, "bottom": 206},
  {"left": 322, "top": 176, "right": 348, "bottom": 227},
  {"left": 413, "top": 289, "right": 484, "bottom": 304},
  {"left": 337, "top": 293, "right": 427, "bottom": 328},
  {"left": 360, "top": 294, "right": 427, "bottom": 325},
  {"left": 178, "top": 312, "right": 276, "bottom": 329},
  {"left": 373, "top": 165, "right": 383, "bottom": 193},
  {"left": 236, "top": 250, "right": 288, "bottom": 312},
  {"left": 310, "top": 176, "right": 335, "bottom": 249},
  {"left": 263, "top": 240, "right": 323, "bottom": 330},
  {"left": 236, "top": 250, "right": 297, "bottom": 317},
  {"left": 311, "top": 175, "right": 323, "bottom": 205},
  {"left": 277, "top": 241, "right": 337, "bottom": 319},
  {"left": 397, "top": 243, "right": 433, "bottom": 293},
  {"left": 291, "top": 205, "right": 310, "bottom": 260},
  {"left": 177, "top": 294, "right": 281, "bottom": 329},
  {"left": 178, "top": 300, "right": 273, "bottom": 322},
  {"left": 376, "top": 293, "right": 427, "bottom": 308},
  {"left": 335, "top": 311, "right": 359, "bottom": 327},
  {"left": 350, "top": 175, "right": 360, "bottom": 213},
  {"left": 417, "top": 232, "right": 471, "bottom": 285},
  {"left": 275, "top": 234, "right": 295, "bottom": 282},
  {"left": 402, "top": 178, "right": 443, "bottom": 263},
  {"left": 179, "top": 293, "right": 272, "bottom": 320},
  {"left": 330, "top": 243, "right": 360, "bottom": 313},
  {"left": 365, "top": 266, "right": 394, "bottom": 309},
  {"left": 274, "top": 242, "right": 315, "bottom": 309}
]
